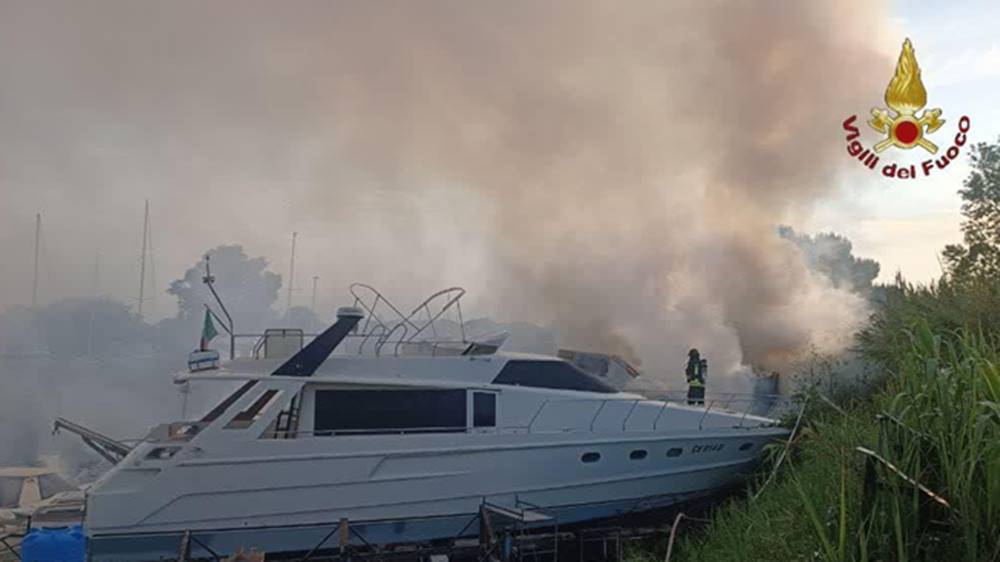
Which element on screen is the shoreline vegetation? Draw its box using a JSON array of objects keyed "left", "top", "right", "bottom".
[{"left": 632, "top": 139, "right": 1000, "bottom": 562}]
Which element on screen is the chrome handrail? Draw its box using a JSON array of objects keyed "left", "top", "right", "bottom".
[
  {"left": 526, "top": 393, "right": 796, "bottom": 433},
  {"left": 357, "top": 324, "right": 387, "bottom": 355},
  {"left": 620, "top": 400, "right": 641, "bottom": 431},
  {"left": 375, "top": 323, "right": 408, "bottom": 356}
]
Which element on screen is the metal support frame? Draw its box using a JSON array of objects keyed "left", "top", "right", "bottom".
[
  {"left": 477, "top": 499, "right": 559, "bottom": 562},
  {"left": 299, "top": 518, "right": 373, "bottom": 562},
  {"left": 53, "top": 417, "right": 132, "bottom": 464},
  {"left": 0, "top": 532, "right": 24, "bottom": 561},
  {"left": 176, "top": 531, "right": 223, "bottom": 562}
]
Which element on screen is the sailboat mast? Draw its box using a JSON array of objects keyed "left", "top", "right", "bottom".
[
  {"left": 286, "top": 231, "right": 297, "bottom": 313},
  {"left": 311, "top": 275, "right": 319, "bottom": 332},
  {"left": 138, "top": 199, "right": 149, "bottom": 319},
  {"left": 31, "top": 213, "right": 40, "bottom": 308},
  {"left": 93, "top": 252, "right": 102, "bottom": 297}
]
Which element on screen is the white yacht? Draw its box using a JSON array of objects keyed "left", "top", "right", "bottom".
[{"left": 80, "top": 286, "right": 790, "bottom": 561}]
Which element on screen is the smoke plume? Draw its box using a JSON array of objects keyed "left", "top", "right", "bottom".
[
  {"left": 288, "top": 1, "right": 887, "bottom": 375},
  {"left": 0, "top": 0, "right": 890, "bottom": 385}
]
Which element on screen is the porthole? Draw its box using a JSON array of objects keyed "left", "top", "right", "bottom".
[
  {"left": 581, "top": 452, "right": 601, "bottom": 463},
  {"left": 666, "top": 448, "right": 683, "bottom": 458},
  {"left": 629, "top": 449, "right": 648, "bottom": 460},
  {"left": 739, "top": 442, "right": 753, "bottom": 451}
]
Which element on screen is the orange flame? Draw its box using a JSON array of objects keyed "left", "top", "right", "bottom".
[{"left": 885, "top": 38, "right": 927, "bottom": 115}]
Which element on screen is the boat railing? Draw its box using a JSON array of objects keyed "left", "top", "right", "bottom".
[
  {"left": 357, "top": 324, "right": 388, "bottom": 355},
  {"left": 351, "top": 283, "right": 470, "bottom": 356},
  {"left": 523, "top": 392, "right": 798, "bottom": 433},
  {"left": 217, "top": 284, "right": 476, "bottom": 360},
  {"left": 374, "top": 322, "right": 409, "bottom": 356},
  {"left": 228, "top": 331, "right": 486, "bottom": 360}
]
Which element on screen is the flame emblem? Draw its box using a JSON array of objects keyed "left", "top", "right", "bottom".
[{"left": 868, "top": 38, "right": 944, "bottom": 153}]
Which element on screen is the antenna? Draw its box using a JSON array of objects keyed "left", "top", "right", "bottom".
[
  {"left": 137, "top": 199, "right": 149, "bottom": 319},
  {"left": 286, "top": 231, "right": 297, "bottom": 313},
  {"left": 31, "top": 213, "right": 41, "bottom": 308}
]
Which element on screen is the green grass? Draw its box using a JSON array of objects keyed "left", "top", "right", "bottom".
[
  {"left": 654, "top": 397, "right": 876, "bottom": 562},
  {"left": 633, "top": 279, "right": 1000, "bottom": 562}
]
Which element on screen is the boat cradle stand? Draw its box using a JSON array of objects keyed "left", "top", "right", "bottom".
[{"left": 171, "top": 500, "right": 663, "bottom": 562}]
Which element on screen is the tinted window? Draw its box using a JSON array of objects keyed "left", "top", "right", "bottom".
[
  {"left": 629, "top": 449, "right": 648, "bottom": 460},
  {"left": 314, "top": 389, "right": 466, "bottom": 434},
  {"left": 581, "top": 452, "right": 601, "bottom": 463},
  {"left": 492, "top": 361, "right": 616, "bottom": 393},
  {"left": 0, "top": 477, "right": 23, "bottom": 508},
  {"left": 473, "top": 392, "right": 496, "bottom": 427}
]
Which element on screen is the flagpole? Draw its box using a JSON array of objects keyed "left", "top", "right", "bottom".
[{"left": 202, "top": 255, "right": 235, "bottom": 359}]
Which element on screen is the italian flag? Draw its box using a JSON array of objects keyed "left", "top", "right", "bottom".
[{"left": 200, "top": 308, "right": 219, "bottom": 351}]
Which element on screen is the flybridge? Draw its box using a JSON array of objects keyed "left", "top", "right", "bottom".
[{"left": 194, "top": 282, "right": 509, "bottom": 369}]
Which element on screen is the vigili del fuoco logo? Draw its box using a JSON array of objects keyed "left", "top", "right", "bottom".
[{"left": 842, "top": 38, "right": 970, "bottom": 180}]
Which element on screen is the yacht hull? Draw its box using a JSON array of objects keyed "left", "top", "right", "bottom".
[
  {"left": 87, "top": 434, "right": 777, "bottom": 561},
  {"left": 91, "top": 490, "right": 712, "bottom": 560}
]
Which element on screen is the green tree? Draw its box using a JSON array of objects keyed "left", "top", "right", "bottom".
[
  {"left": 778, "top": 226, "right": 880, "bottom": 294},
  {"left": 167, "top": 245, "right": 281, "bottom": 327},
  {"left": 943, "top": 137, "right": 1000, "bottom": 281},
  {"left": 158, "top": 245, "right": 282, "bottom": 352}
]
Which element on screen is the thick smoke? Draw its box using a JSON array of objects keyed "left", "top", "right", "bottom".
[
  {"left": 0, "top": 0, "right": 890, "bottom": 398},
  {"left": 283, "top": 1, "right": 888, "bottom": 375}
]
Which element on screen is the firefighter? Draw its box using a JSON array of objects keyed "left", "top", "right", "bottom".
[{"left": 685, "top": 348, "right": 706, "bottom": 405}]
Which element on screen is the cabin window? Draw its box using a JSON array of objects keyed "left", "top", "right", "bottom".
[
  {"left": 666, "top": 448, "right": 683, "bottom": 457},
  {"left": 0, "top": 477, "right": 23, "bottom": 508},
  {"left": 492, "top": 360, "right": 616, "bottom": 393},
  {"left": 225, "top": 389, "right": 282, "bottom": 429},
  {"left": 629, "top": 449, "right": 648, "bottom": 460},
  {"left": 473, "top": 392, "right": 497, "bottom": 427},
  {"left": 313, "top": 389, "right": 467, "bottom": 434},
  {"left": 739, "top": 442, "right": 754, "bottom": 451},
  {"left": 581, "top": 452, "right": 601, "bottom": 463}
]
